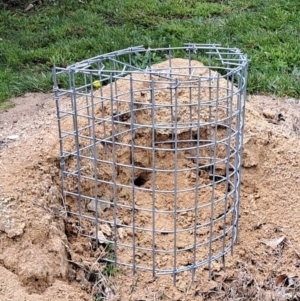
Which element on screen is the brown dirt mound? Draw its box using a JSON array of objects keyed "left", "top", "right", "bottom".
[{"left": 0, "top": 80, "right": 300, "bottom": 299}]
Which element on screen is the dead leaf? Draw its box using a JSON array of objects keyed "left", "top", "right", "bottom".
[
  {"left": 275, "top": 274, "right": 288, "bottom": 286},
  {"left": 275, "top": 274, "right": 299, "bottom": 288},
  {"left": 24, "top": 3, "right": 34, "bottom": 11},
  {"left": 105, "top": 287, "right": 116, "bottom": 301},
  {"left": 261, "top": 236, "right": 286, "bottom": 249}
]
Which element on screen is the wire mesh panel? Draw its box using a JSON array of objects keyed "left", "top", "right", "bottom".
[{"left": 53, "top": 44, "right": 248, "bottom": 281}]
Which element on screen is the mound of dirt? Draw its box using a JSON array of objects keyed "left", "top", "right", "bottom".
[{"left": 0, "top": 70, "right": 300, "bottom": 300}]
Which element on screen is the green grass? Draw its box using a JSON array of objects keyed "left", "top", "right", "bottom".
[{"left": 1, "top": 0, "right": 300, "bottom": 103}]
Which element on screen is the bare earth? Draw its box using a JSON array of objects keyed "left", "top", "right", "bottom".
[{"left": 0, "top": 89, "right": 300, "bottom": 301}]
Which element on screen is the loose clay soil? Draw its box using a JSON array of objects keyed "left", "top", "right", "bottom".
[{"left": 1, "top": 64, "right": 300, "bottom": 300}]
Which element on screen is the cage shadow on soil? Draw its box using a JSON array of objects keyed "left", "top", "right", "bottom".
[{"left": 53, "top": 44, "right": 248, "bottom": 282}]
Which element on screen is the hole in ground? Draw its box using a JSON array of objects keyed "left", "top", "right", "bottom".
[{"left": 134, "top": 173, "right": 151, "bottom": 187}]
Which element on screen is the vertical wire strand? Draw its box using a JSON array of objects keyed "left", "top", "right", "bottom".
[
  {"left": 150, "top": 79, "right": 156, "bottom": 278},
  {"left": 109, "top": 74, "right": 119, "bottom": 266},
  {"left": 235, "top": 59, "right": 248, "bottom": 241},
  {"left": 207, "top": 73, "right": 220, "bottom": 280},
  {"left": 70, "top": 69, "right": 83, "bottom": 230},
  {"left": 113, "top": 57, "right": 121, "bottom": 135},
  {"left": 168, "top": 46, "right": 175, "bottom": 150},
  {"left": 234, "top": 74, "right": 242, "bottom": 244},
  {"left": 53, "top": 67, "right": 67, "bottom": 213},
  {"left": 112, "top": 59, "right": 121, "bottom": 254},
  {"left": 129, "top": 74, "right": 137, "bottom": 274},
  {"left": 188, "top": 47, "right": 193, "bottom": 143},
  {"left": 98, "top": 60, "right": 107, "bottom": 154},
  {"left": 208, "top": 51, "right": 214, "bottom": 176},
  {"left": 173, "top": 78, "right": 179, "bottom": 285},
  {"left": 231, "top": 73, "right": 240, "bottom": 254},
  {"left": 90, "top": 72, "right": 100, "bottom": 248},
  {"left": 221, "top": 51, "right": 231, "bottom": 269},
  {"left": 222, "top": 65, "right": 235, "bottom": 270},
  {"left": 84, "top": 72, "right": 92, "bottom": 140},
  {"left": 192, "top": 77, "right": 202, "bottom": 282},
  {"left": 149, "top": 51, "right": 156, "bottom": 277}
]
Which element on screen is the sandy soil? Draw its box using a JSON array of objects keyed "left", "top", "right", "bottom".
[{"left": 1, "top": 76, "right": 300, "bottom": 299}]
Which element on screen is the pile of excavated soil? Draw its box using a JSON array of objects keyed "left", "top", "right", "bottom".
[{"left": 1, "top": 63, "right": 300, "bottom": 300}]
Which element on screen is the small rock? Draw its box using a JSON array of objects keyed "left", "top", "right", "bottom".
[
  {"left": 76, "top": 269, "right": 85, "bottom": 282},
  {"left": 67, "top": 266, "right": 76, "bottom": 281},
  {"left": 123, "top": 216, "right": 131, "bottom": 225},
  {"left": 242, "top": 149, "right": 258, "bottom": 168},
  {"left": 99, "top": 224, "right": 112, "bottom": 236},
  {"left": 6, "top": 222, "right": 26, "bottom": 238},
  {"left": 105, "top": 287, "right": 116, "bottom": 301},
  {"left": 177, "top": 238, "right": 189, "bottom": 249},
  {"left": 97, "top": 230, "right": 107, "bottom": 243},
  {"left": 116, "top": 217, "right": 123, "bottom": 225},
  {"left": 7, "top": 135, "right": 19, "bottom": 140},
  {"left": 13, "top": 119, "right": 18, "bottom": 123},
  {"left": 262, "top": 109, "right": 275, "bottom": 120},
  {"left": 87, "top": 197, "right": 111, "bottom": 215},
  {"left": 117, "top": 228, "right": 127, "bottom": 239},
  {"left": 125, "top": 228, "right": 133, "bottom": 237},
  {"left": 173, "top": 291, "right": 182, "bottom": 301}
]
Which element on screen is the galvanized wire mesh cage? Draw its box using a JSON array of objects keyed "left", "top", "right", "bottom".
[{"left": 53, "top": 44, "right": 248, "bottom": 281}]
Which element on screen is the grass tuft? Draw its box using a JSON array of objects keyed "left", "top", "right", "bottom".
[{"left": 1, "top": 0, "right": 300, "bottom": 102}]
